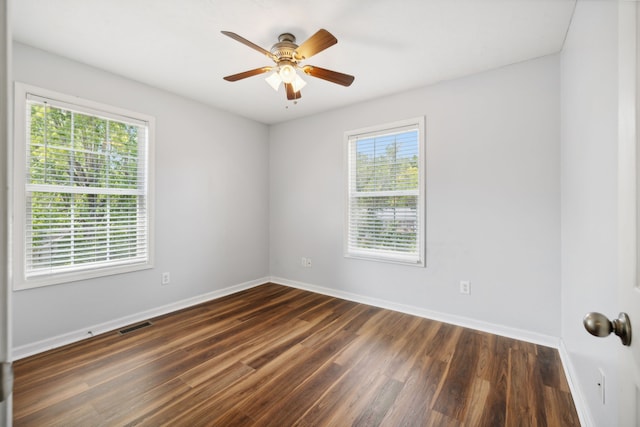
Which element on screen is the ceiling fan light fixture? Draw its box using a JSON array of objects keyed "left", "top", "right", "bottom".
[
  {"left": 222, "top": 29, "right": 354, "bottom": 101},
  {"left": 292, "top": 74, "right": 307, "bottom": 92},
  {"left": 279, "top": 63, "right": 296, "bottom": 84},
  {"left": 265, "top": 72, "right": 282, "bottom": 91}
]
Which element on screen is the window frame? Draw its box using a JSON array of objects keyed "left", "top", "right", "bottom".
[
  {"left": 12, "top": 82, "right": 155, "bottom": 290},
  {"left": 344, "top": 116, "right": 426, "bottom": 266}
]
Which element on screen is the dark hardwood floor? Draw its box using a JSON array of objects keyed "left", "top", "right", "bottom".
[{"left": 13, "top": 283, "right": 580, "bottom": 426}]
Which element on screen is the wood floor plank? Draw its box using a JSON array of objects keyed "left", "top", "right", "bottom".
[
  {"left": 164, "top": 344, "right": 315, "bottom": 426},
  {"left": 543, "top": 385, "right": 581, "bottom": 427},
  {"left": 292, "top": 336, "right": 391, "bottom": 425},
  {"left": 387, "top": 317, "right": 441, "bottom": 383},
  {"left": 432, "top": 328, "right": 482, "bottom": 421},
  {"left": 99, "top": 377, "right": 192, "bottom": 425},
  {"left": 475, "top": 334, "right": 511, "bottom": 426},
  {"left": 351, "top": 376, "right": 404, "bottom": 426},
  {"left": 298, "top": 329, "right": 415, "bottom": 426},
  {"left": 253, "top": 362, "right": 349, "bottom": 426},
  {"left": 13, "top": 283, "right": 581, "bottom": 427},
  {"left": 379, "top": 354, "right": 447, "bottom": 426},
  {"left": 125, "top": 361, "right": 256, "bottom": 426},
  {"left": 536, "top": 343, "right": 571, "bottom": 392},
  {"left": 425, "top": 322, "right": 463, "bottom": 363},
  {"left": 462, "top": 378, "right": 492, "bottom": 426},
  {"left": 231, "top": 329, "right": 358, "bottom": 421},
  {"left": 506, "top": 348, "right": 538, "bottom": 427}
]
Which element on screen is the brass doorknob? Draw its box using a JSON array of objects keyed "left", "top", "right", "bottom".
[{"left": 583, "top": 312, "right": 632, "bottom": 346}]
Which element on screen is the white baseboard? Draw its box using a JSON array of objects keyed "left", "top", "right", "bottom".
[
  {"left": 269, "top": 276, "right": 560, "bottom": 348},
  {"left": 14, "top": 274, "right": 558, "bottom": 359},
  {"left": 558, "top": 340, "right": 592, "bottom": 427},
  {"left": 12, "top": 276, "right": 269, "bottom": 360}
]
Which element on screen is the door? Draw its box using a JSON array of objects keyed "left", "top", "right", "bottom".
[
  {"left": 585, "top": 2, "right": 640, "bottom": 424},
  {"left": 618, "top": 2, "right": 640, "bottom": 425},
  {"left": 0, "top": 0, "right": 11, "bottom": 425}
]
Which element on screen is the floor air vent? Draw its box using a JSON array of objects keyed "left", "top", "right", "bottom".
[{"left": 119, "top": 321, "right": 153, "bottom": 335}]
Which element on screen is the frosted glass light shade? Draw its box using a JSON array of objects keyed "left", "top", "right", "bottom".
[
  {"left": 292, "top": 74, "right": 307, "bottom": 92},
  {"left": 279, "top": 64, "right": 296, "bottom": 83},
  {"left": 265, "top": 72, "right": 282, "bottom": 91}
]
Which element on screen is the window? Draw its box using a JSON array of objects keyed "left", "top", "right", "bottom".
[
  {"left": 13, "top": 83, "right": 154, "bottom": 289},
  {"left": 345, "top": 117, "right": 425, "bottom": 265}
]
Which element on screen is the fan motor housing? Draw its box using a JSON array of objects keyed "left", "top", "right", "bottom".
[{"left": 271, "top": 33, "right": 298, "bottom": 62}]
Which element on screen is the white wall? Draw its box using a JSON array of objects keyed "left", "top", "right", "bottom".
[
  {"left": 12, "top": 43, "right": 270, "bottom": 349},
  {"left": 560, "top": 1, "right": 623, "bottom": 426},
  {"left": 270, "top": 55, "right": 561, "bottom": 339}
]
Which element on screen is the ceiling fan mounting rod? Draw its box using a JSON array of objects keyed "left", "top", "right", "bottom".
[{"left": 278, "top": 33, "right": 296, "bottom": 43}]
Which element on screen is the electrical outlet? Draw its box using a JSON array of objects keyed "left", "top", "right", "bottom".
[
  {"left": 301, "top": 257, "right": 307, "bottom": 267},
  {"left": 306, "top": 258, "right": 312, "bottom": 267},
  {"left": 597, "top": 368, "right": 605, "bottom": 404},
  {"left": 161, "top": 272, "right": 170, "bottom": 285},
  {"left": 459, "top": 280, "right": 470, "bottom": 295}
]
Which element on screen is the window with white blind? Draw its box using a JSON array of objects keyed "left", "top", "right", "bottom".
[
  {"left": 13, "top": 83, "right": 155, "bottom": 289},
  {"left": 345, "top": 117, "right": 425, "bottom": 266}
]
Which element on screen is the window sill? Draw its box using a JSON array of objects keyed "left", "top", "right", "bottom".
[
  {"left": 344, "top": 251, "right": 425, "bottom": 267},
  {"left": 13, "top": 261, "right": 154, "bottom": 291}
]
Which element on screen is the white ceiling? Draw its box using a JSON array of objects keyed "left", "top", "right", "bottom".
[{"left": 13, "top": 0, "right": 576, "bottom": 124}]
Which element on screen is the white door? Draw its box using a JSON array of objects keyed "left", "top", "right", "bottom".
[
  {"left": 617, "top": 2, "right": 640, "bottom": 425},
  {"left": 583, "top": 2, "right": 640, "bottom": 425},
  {"left": 0, "top": 0, "right": 11, "bottom": 426}
]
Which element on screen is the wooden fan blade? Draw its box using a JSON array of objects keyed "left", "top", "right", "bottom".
[
  {"left": 285, "top": 83, "right": 302, "bottom": 100},
  {"left": 294, "top": 29, "right": 337, "bottom": 60},
  {"left": 302, "top": 65, "right": 355, "bottom": 87},
  {"left": 221, "top": 31, "right": 276, "bottom": 60},
  {"left": 223, "top": 67, "right": 272, "bottom": 82}
]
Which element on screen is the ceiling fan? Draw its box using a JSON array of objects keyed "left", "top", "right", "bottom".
[{"left": 221, "top": 29, "right": 355, "bottom": 101}]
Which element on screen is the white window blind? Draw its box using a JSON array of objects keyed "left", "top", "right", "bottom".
[
  {"left": 345, "top": 118, "right": 425, "bottom": 265},
  {"left": 14, "top": 83, "right": 154, "bottom": 289}
]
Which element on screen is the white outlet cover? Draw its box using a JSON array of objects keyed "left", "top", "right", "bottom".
[
  {"left": 161, "top": 272, "right": 170, "bottom": 285},
  {"left": 459, "top": 280, "right": 470, "bottom": 294}
]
